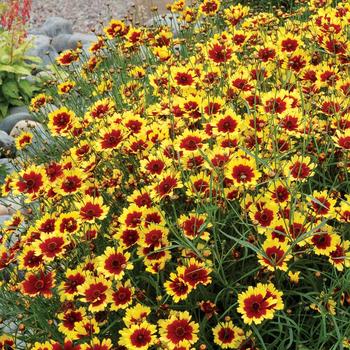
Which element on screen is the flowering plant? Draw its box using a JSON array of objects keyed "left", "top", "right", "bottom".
[
  {"left": 0, "top": 0, "right": 39, "bottom": 118},
  {"left": 1, "top": 0, "right": 350, "bottom": 349}
]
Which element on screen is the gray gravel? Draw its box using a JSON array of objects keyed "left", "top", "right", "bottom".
[{"left": 29, "top": 0, "right": 169, "bottom": 33}]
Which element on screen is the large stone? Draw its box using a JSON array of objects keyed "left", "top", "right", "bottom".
[
  {"left": 27, "top": 42, "right": 58, "bottom": 66},
  {"left": 0, "top": 158, "right": 15, "bottom": 174},
  {"left": 0, "top": 204, "right": 9, "bottom": 216},
  {"left": 0, "top": 196, "right": 23, "bottom": 215},
  {"left": 27, "top": 34, "right": 51, "bottom": 49},
  {"left": 0, "top": 112, "right": 36, "bottom": 134},
  {"left": 40, "top": 17, "right": 73, "bottom": 37},
  {"left": 0, "top": 215, "right": 11, "bottom": 228},
  {"left": 0, "top": 131, "right": 15, "bottom": 158},
  {"left": 52, "top": 33, "right": 96, "bottom": 53},
  {"left": 10, "top": 120, "right": 43, "bottom": 138},
  {"left": 8, "top": 106, "right": 29, "bottom": 115}
]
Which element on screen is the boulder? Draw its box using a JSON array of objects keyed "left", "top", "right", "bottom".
[
  {"left": 10, "top": 120, "right": 43, "bottom": 138},
  {"left": 0, "top": 214, "right": 11, "bottom": 228},
  {"left": 0, "top": 196, "right": 23, "bottom": 215},
  {"left": 39, "top": 17, "right": 73, "bottom": 37},
  {"left": 8, "top": 106, "right": 29, "bottom": 115},
  {"left": 0, "top": 112, "right": 36, "bottom": 134},
  {"left": 52, "top": 33, "right": 96, "bottom": 52},
  {"left": 0, "top": 158, "right": 15, "bottom": 174},
  {"left": 27, "top": 42, "right": 58, "bottom": 66},
  {"left": 0, "top": 131, "right": 15, "bottom": 158},
  {"left": 0, "top": 204, "right": 9, "bottom": 216}
]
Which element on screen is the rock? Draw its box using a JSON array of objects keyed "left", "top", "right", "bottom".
[
  {"left": 10, "top": 120, "right": 43, "bottom": 138},
  {"left": 27, "top": 42, "right": 58, "bottom": 66},
  {"left": 0, "top": 131, "right": 16, "bottom": 158},
  {"left": 52, "top": 33, "right": 96, "bottom": 53},
  {"left": 0, "top": 197, "right": 23, "bottom": 215},
  {"left": 0, "top": 112, "right": 36, "bottom": 134},
  {"left": 40, "top": 17, "right": 73, "bottom": 37},
  {"left": 27, "top": 34, "right": 51, "bottom": 50},
  {"left": 8, "top": 106, "right": 29, "bottom": 115},
  {"left": 51, "top": 34, "right": 72, "bottom": 52},
  {"left": 0, "top": 158, "right": 15, "bottom": 174},
  {"left": 0, "top": 204, "right": 9, "bottom": 216},
  {"left": 0, "top": 215, "right": 11, "bottom": 228}
]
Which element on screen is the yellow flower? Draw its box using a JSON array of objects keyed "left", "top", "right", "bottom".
[
  {"left": 213, "top": 321, "right": 245, "bottom": 349},
  {"left": 96, "top": 246, "right": 133, "bottom": 280},
  {"left": 118, "top": 321, "right": 157, "bottom": 350}
]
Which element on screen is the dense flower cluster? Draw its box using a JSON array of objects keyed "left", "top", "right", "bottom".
[{"left": 1, "top": 0, "right": 350, "bottom": 349}]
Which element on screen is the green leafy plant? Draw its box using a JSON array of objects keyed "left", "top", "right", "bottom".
[{"left": 0, "top": 30, "right": 41, "bottom": 118}]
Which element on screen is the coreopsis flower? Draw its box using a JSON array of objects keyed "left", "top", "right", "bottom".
[
  {"left": 74, "top": 318, "right": 100, "bottom": 339},
  {"left": 56, "top": 49, "right": 79, "bottom": 66},
  {"left": 119, "top": 204, "right": 144, "bottom": 228},
  {"left": 95, "top": 127, "right": 124, "bottom": 152},
  {"left": 225, "top": 155, "right": 261, "bottom": 188},
  {"left": 158, "top": 311, "right": 199, "bottom": 349},
  {"left": 288, "top": 271, "right": 301, "bottom": 284},
  {"left": 177, "top": 258, "right": 212, "bottom": 288},
  {"left": 266, "top": 180, "right": 290, "bottom": 204},
  {"left": 207, "top": 39, "right": 235, "bottom": 64},
  {"left": 15, "top": 131, "right": 33, "bottom": 150},
  {"left": 308, "top": 226, "right": 341, "bottom": 256},
  {"left": 18, "top": 245, "right": 44, "bottom": 270},
  {"left": 0, "top": 335, "right": 15, "bottom": 350},
  {"left": 178, "top": 213, "right": 210, "bottom": 241},
  {"left": 118, "top": 321, "right": 157, "bottom": 350},
  {"left": 77, "top": 195, "right": 109, "bottom": 222},
  {"left": 97, "top": 246, "right": 133, "bottom": 280},
  {"left": 248, "top": 200, "right": 279, "bottom": 233},
  {"left": 257, "top": 239, "right": 292, "bottom": 271},
  {"left": 224, "top": 4, "right": 250, "bottom": 26},
  {"left": 212, "top": 109, "right": 241, "bottom": 135},
  {"left": 31, "top": 342, "right": 52, "bottom": 350},
  {"left": 29, "top": 93, "right": 51, "bottom": 112},
  {"left": 333, "top": 129, "right": 350, "bottom": 150},
  {"left": 57, "top": 80, "right": 76, "bottom": 95},
  {"left": 56, "top": 212, "right": 80, "bottom": 235},
  {"left": 284, "top": 155, "right": 316, "bottom": 182},
  {"left": 306, "top": 190, "right": 337, "bottom": 218},
  {"left": 51, "top": 340, "right": 81, "bottom": 350},
  {"left": 110, "top": 280, "right": 134, "bottom": 311},
  {"left": 48, "top": 107, "right": 77, "bottom": 136},
  {"left": 336, "top": 195, "right": 350, "bottom": 222},
  {"left": 171, "top": 66, "right": 197, "bottom": 89},
  {"left": 56, "top": 168, "right": 86, "bottom": 196},
  {"left": 152, "top": 171, "right": 183, "bottom": 200},
  {"left": 58, "top": 267, "right": 87, "bottom": 301},
  {"left": 58, "top": 308, "right": 86, "bottom": 338},
  {"left": 123, "top": 304, "right": 151, "bottom": 326},
  {"left": 164, "top": 273, "right": 192, "bottom": 302},
  {"left": 13, "top": 165, "right": 48, "bottom": 201},
  {"left": 329, "top": 240, "right": 350, "bottom": 271},
  {"left": 310, "top": 292, "right": 336, "bottom": 316},
  {"left": 200, "top": 0, "right": 220, "bottom": 16},
  {"left": 34, "top": 233, "right": 68, "bottom": 261},
  {"left": 104, "top": 19, "right": 128, "bottom": 39},
  {"left": 212, "top": 321, "right": 245, "bottom": 349},
  {"left": 85, "top": 98, "right": 115, "bottom": 123},
  {"left": 21, "top": 270, "right": 55, "bottom": 298},
  {"left": 80, "top": 338, "right": 112, "bottom": 350},
  {"left": 78, "top": 276, "right": 112, "bottom": 312},
  {"left": 237, "top": 283, "right": 284, "bottom": 325}
]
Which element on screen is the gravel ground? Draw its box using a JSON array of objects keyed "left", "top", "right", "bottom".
[{"left": 29, "top": 0, "right": 169, "bottom": 33}]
